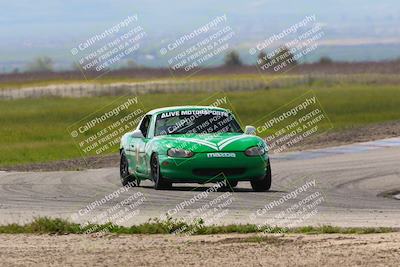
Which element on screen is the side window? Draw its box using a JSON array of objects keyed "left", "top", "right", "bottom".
[{"left": 139, "top": 115, "right": 151, "bottom": 138}]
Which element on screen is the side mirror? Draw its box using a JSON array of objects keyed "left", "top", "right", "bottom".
[
  {"left": 245, "top": 125, "right": 256, "bottom": 135},
  {"left": 130, "top": 129, "right": 144, "bottom": 138}
]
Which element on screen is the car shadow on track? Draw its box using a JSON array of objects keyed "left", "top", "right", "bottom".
[{"left": 139, "top": 185, "right": 283, "bottom": 193}]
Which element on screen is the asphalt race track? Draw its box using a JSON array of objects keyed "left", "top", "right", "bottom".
[{"left": 0, "top": 137, "right": 399, "bottom": 228}]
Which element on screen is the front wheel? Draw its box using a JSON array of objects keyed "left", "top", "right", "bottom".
[
  {"left": 151, "top": 154, "right": 172, "bottom": 190},
  {"left": 250, "top": 159, "right": 272, "bottom": 192}
]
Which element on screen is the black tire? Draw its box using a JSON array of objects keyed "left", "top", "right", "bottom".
[
  {"left": 151, "top": 153, "right": 172, "bottom": 190},
  {"left": 120, "top": 151, "right": 137, "bottom": 186},
  {"left": 250, "top": 159, "right": 272, "bottom": 192},
  {"left": 227, "top": 180, "right": 238, "bottom": 188}
]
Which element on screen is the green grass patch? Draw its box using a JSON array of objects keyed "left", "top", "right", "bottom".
[
  {"left": 0, "top": 82, "right": 400, "bottom": 166},
  {"left": 0, "top": 217, "right": 395, "bottom": 235}
]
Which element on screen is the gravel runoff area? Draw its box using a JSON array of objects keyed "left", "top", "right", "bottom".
[
  {"left": 2, "top": 120, "right": 400, "bottom": 172},
  {"left": 0, "top": 233, "right": 399, "bottom": 266}
]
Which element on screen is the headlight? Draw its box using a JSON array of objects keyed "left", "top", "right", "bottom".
[
  {"left": 167, "top": 148, "right": 194, "bottom": 158},
  {"left": 245, "top": 146, "right": 265, "bottom": 156}
]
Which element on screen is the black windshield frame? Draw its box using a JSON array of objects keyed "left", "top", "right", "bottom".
[{"left": 154, "top": 110, "right": 243, "bottom": 136}]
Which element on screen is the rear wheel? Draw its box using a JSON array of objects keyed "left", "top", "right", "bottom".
[
  {"left": 151, "top": 154, "right": 172, "bottom": 190},
  {"left": 120, "top": 151, "right": 139, "bottom": 186},
  {"left": 250, "top": 159, "right": 272, "bottom": 192}
]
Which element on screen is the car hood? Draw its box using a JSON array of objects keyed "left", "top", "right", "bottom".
[{"left": 152, "top": 133, "right": 265, "bottom": 153}]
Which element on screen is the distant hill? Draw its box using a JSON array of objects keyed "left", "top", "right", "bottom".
[{"left": 0, "top": 0, "right": 399, "bottom": 72}]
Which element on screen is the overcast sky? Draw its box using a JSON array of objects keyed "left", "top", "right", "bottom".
[{"left": 0, "top": 0, "right": 399, "bottom": 68}]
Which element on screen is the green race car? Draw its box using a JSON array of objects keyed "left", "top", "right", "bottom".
[{"left": 119, "top": 106, "right": 271, "bottom": 191}]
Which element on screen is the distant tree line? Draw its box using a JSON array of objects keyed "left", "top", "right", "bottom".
[
  {"left": 223, "top": 47, "right": 299, "bottom": 70},
  {"left": 222, "top": 48, "right": 335, "bottom": 70},
  {"left": 26, "top": 56, "right": 54, "bottom": 73},
  {"left": 22, "top": 52, "right": 335, "bottom": 74}
]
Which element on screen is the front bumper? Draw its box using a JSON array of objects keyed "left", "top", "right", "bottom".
[{"left": 159, "top": 152, "right": 268, "bottom": 183}]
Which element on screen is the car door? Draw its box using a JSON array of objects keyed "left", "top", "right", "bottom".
[
  {"left": 136, "top": 115, "right": 152, "bottom": 175},
  {"left": 125, "top": 132, "right": 138, "bottom": 172}
]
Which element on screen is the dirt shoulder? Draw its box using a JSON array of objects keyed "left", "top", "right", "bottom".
[
  {"left": 295, "top": 120, "right": 400, "bottom": 151},
  {"left": 2, "top": 120, "right": 400, "bottom": 172},
  {"left": 0, "top": 233, "right": 399, "bottom": 266}
]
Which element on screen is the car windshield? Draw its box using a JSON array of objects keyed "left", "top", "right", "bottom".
[{"left": 154, "top": 109, "right": 243, "bottom": 136}]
